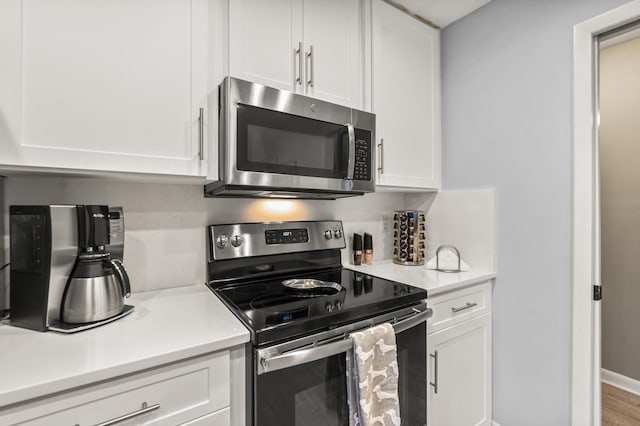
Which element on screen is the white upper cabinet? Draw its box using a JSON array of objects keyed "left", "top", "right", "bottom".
[
  {"left": 302, "top": 0, "right": 363, "bottom": 108},
  {"left": 0, "top": 0, "right": 208, "bottom": 177},
  {"left": 371, "top": 0, "right": 441, "bottom": 190},
  {"left": 228, "top": 0, "right": 301, "bottom": 92},
  {"left": 227, "top": 0, "right": 364, "bottom": 109}
]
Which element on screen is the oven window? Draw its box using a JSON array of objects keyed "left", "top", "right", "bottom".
[
  {"left": 256, "top": 352, "right": 349, "bottom": 425},
  {"left": 254, "top": 322, "right": 426, "bottom": 426},
  {"left": 237, "top": 104, "right": 348, "bottom": 179}
]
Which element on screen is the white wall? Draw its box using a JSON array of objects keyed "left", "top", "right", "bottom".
[
  {"left": 1, "top": 176, "right": 403, "bottom": 301},
  {"left": 440, "top": 0, "right": 630, "bottom": 424}
]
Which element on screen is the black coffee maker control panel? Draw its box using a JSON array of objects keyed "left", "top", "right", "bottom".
[{"left": 77, "top": 205, "right": 110, "bottom": 248}]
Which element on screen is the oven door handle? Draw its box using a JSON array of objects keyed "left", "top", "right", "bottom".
[
  {"left": 257, "top": 308, "right": 432, "bottom": 375},
  {"left": 345, "top": 123, "right": 355, "bottom": 180}
]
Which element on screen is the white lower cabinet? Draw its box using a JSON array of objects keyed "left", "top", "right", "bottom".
[
  {"left": 427, "top": 283, "right": 492, "bottom": 426},
  {"left": 180, "top": 407, "right": 230, "bottom": 425},
  {"left": 2, "top": 351, "right": 236, "bottom": 426}
]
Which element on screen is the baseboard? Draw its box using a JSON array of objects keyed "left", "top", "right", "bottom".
[
  {"left": 493, "top": 421, "right": 501, "bottom": 426},
  {"left": 602, "top": 368, "right": 640, "bottom": 396}
]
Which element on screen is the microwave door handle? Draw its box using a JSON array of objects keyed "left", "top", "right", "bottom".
[
  {"left": 257, "top": 308, "right": 430, "bottom": 375},
  {"left": 345, "top": 123, "right": 355, "bottom": 180}
]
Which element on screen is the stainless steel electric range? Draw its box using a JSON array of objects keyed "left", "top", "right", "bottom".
[{"left": 207, "top": 220, "right": 430, "bottom": 426}]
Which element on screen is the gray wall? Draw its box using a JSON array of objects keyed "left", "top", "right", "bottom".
[
  {"left": 600, "top": 35, "right": 640, "bottom": 382},
  {"left": 440, "top": 0, "right": 630, "bottom": 424}
]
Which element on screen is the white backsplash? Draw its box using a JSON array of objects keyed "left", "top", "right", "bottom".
[
  {"left": 1, "top": 176, "right": 404, "bottom": 303},
  {"left": 406, "top": 189, "right": 496, "bottom": 271},
  {"left": 0, "top": 176, "right": 496, "bottom": 309}
]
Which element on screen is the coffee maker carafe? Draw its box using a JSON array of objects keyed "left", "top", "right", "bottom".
[
  {"left": 61, "top": 205, "right": 131, "bottom": 324},
  {"left": 10, "top": 205, "right": 133, "bottom": 332}
]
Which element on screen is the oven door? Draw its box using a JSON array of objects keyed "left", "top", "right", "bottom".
[
  {"left": 220, "top": 77, "right": 375, "bottom": 195},
  {"left": 253, "top": 306, "right": 429, "bottom": 426}
]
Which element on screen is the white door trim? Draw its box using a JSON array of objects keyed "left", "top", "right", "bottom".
[{"left": 572, "top": 2, "right": 640, "bottom": 425}]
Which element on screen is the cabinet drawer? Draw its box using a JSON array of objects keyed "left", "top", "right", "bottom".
[
  {"left": 180, "top": 407, "right": 230, "bottom": 426},
  {"left": 7, "top": 352, "right": 230, "bottom": 426},
  {"left": 427, "top": 281, "right": 491, "bottom": 333}
]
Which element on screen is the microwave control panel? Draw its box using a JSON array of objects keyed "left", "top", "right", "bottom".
[{"left": 354, "top": 129, "right": 372, "bottom": 181}]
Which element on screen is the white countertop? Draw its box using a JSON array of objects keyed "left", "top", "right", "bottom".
[
  {"left": 0, "top": 263, "right": 494, "bottom": 408},
  {"left": 346, "top": 259, "right": 496, "bottom": 296},
  {"left": 0, "top": 285, "right": 249, "bottom": 408}
]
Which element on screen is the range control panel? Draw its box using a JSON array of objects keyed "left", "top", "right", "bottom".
[
  {"left": 209, "top": 220, "right": 345, "bottom": 261},
  {"left": 265, "top": 228, "right": 309, "bottom": 245}
]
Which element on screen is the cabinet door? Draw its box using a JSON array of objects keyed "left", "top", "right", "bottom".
[
  {"left": 4, "top": 352, "right": 230, "bottom": 426},
  {"left": 427, "top": 314, "right": 492, "bottom": 426},
  {"left": 372, "top": 0, "right": 440, "bottom": 189},
  {"left": 228, "top": 0, "right": 302, "bottom": 93},
  {"left": 302, "top": 0, "right": 363, "bottom": 108},
  {"left": 0, "top": 0, "right": 208, "bottom": 177}
]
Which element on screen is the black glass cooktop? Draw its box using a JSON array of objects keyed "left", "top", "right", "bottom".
[{"left": 209, "top": 268, "right": 427, "bottom": 346}]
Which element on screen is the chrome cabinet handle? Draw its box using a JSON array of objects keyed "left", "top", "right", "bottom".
[
  {"left": 430, "top": 350, "right": 438, "bottom": 394},
  {"left": 345, "top": 123, "right": 355, "bottom": 179},
  {"left": 198, "top": 107, "right": 204, "bottom": 161},
  {"left": 296, "top": 41, "right": 303, "bottom": 85},
  {"left": 307, "top": 45, "right": 314, "bottom": 87},
  {"left": 377, "top": 138, "right": 384, "bottom": 174},
  {"left": 94, "top": 402, "right": 160, "bottom": 426},
  {"left": 451, "top": 302, "right": 478, "bottom": 313}
]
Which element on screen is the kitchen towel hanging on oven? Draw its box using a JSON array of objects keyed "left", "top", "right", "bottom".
[{"left": 347, "top": 323, "right": 401, "bottom": 426}]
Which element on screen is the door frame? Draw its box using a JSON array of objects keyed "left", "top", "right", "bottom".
[{"left": 572, "top": 2, "right": 640, "bottom": 425}]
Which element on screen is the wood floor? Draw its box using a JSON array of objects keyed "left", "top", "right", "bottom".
[{"left": 603, "top": 382, "right": 640, "bottom": 425}]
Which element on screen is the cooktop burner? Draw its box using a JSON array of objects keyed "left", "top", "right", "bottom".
[
  {"left": 211, "top": 268, "right": 425, "bottom": 346},
  {"left": 249, "top": 294, "right": 314, "bottom": 310},
  {"left": 282, "top": 278, "right": 342, "bottom": 297},
  {"left": 230, "top": 283, "right": 270, "bottom": 296}
]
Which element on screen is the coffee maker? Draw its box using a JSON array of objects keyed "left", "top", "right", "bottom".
[{"left": 9, "top": 205, "right": 133, "bottom": 332}]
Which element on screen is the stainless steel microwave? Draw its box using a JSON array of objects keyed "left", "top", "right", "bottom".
[{"left": 204, "top": 77, "right": 376, "bottom": 199}]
